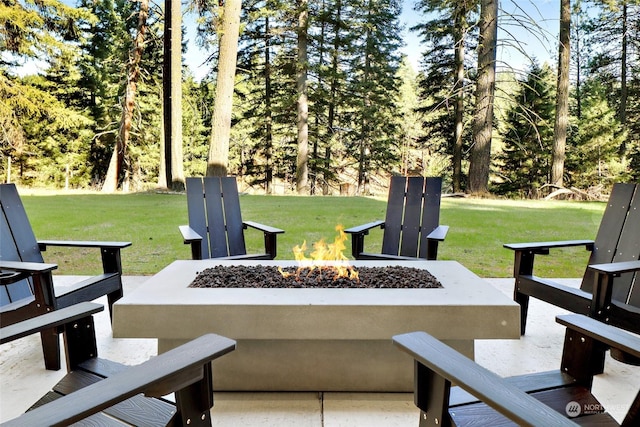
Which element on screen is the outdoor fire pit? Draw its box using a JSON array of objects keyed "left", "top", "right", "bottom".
[
  {"left": 113, "top": 259, "right": 519, "bottom": 392},
  {"left": 189, "top": 264, "right": 443, "bottom": 289}
]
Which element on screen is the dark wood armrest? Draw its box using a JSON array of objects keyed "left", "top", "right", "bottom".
[
  {"left": 556, "top": 314, "right": 640, "bottom": 359},
  {"left": 589, "top": 260, "right": 640, "bottom": 276},
  {"left": 0, "top": 261, "right": 58, "bottom": 274},
  {"left": 38, "top": 240, "right": 131, "bottom": 250},
  {"left": 243, "top": 220, "right": 285, "bottom": 234},
  {"left": 426, "top": 225, "right": 449, "bottom": 241},
  {"left": 179, "top": 225, "right": 203, "bottom": 243},
  {"left": 1, "top": 302, "right": 103, "bottom": 344},
  {"left": 1, "top": 333, "right": 236, "bottom": 427},
  {"left": 344, "top": 220, "right": 385, "bottom": 235},
  {"left": 504, "top": 240, "right": 594, "bottom": 253},
  {"left": 393, "top": 331, "right": 578, "bottom": 426}
]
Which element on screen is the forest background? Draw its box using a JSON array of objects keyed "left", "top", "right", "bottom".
[{"left": 1, "top": 0, "right": 639, "bottom": 198}]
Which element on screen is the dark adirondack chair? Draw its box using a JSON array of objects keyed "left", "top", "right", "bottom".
[
  {"left": 504, "top": 183, "right": 640, "bottom": 338},
  {"left": 180, "top": 176, "right": 284, "bottom": 260},
  {"left": 0, "top": 302, "right": 236, "bottom": 426},
  {"left": 394, "top": 314, "right": 640, "bottom": 426},
  {"left": 0, "top": 183, "right": 131, "bottom": 370},
  {"left": 345, "top": 176, "right": 449, "bottom": 260}
]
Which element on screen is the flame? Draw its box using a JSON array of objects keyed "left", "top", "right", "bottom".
[{"left": 279, "top": 225, "right": 359, "bottom": 282}]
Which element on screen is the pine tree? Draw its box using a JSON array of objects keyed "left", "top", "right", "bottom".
[
  {"left": 343, "top": 0, "right": 403, "bottom": 194},
  {"left": 496, "top": 62, "right": 556, "bottom": 197},
  {"left": 567, "top": 77, "right": 627, "bottom": 187},
  {"left": 1, "top": 0, "right": 94, "bottom": 183}
]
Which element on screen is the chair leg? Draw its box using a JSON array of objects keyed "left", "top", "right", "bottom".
[
  {"left": 40, "top": 327, "right": 61, "bottom": 371},
  {"left": 174, "top": 363, "right": 214, "bottom": 426},
  {"left": 107, "top": 287, "right": 123, "bottom": 322},
  {"left": 514, "top": 288, "right": 529, "bottom": 335}
]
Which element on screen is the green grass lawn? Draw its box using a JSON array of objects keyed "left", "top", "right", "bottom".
[{"left": 19, "top": 190, "right": 605, "bottom": 278}]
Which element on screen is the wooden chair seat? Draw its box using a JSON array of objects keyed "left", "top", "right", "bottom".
[
  {"left": 394, "top": 314, "right": 640, "bottom": 426},
  {"left": 0, "top": 302, "right": 236, "bottom": 426}
]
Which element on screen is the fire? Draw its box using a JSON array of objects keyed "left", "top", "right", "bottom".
[{"left": 279, "top": 225, "right": 359, "bottom": 282}]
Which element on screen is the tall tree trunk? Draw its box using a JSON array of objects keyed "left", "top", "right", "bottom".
[
  {"left": 573, "top": 0, "right": 583, "bottom": 119},
  {"left": 207, "top": 0, "right": 242, "bottom": 177},
  {"left": 468, "top": 0, "right": 498, "bottom": 195},
  {"left": 103, "top": 0, "right": 149, "bottom": 193},
  {"left": 264, "top": 16, "right": 274, "bottom": 193},
  {"left": 162, "top": 0, "right": 184, "bottom": 190},
  {"left": 551, "top": 0, "right": 570, "bottom": 188},
  {"left": 324, "top": 0, "right": 342, "bottom": 195},
  {"left": 296, "top": 0, "right": 309, "bottom": 194},
  {"left": 311, "top": 0, "right": 328, "bottom": 196},
  {"left": 619, "top": 1, "right": 628, "bottom": 154},
  {"left": 452, "top": 7, "right": 466, "bottom": 193},
  {"left": 158, "top": 96, "right": 167, "bottom": 188},
  {"left": 102, "top": 142, "right": 119, "bottom": 192}
]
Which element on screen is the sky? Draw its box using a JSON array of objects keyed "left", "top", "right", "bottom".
[{"left": 184, "top": 0, "right": 562, "bottom": 80}]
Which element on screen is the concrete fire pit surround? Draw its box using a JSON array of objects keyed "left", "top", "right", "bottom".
[{"left": 113, "top": 260, "right": 520, "bottom": 392}]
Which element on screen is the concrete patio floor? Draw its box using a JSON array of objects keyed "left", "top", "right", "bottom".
[{"left": 1, "top": 276, "right": 638, "bottom": 425}]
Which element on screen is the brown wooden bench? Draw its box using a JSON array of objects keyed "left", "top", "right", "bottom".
[
  {"left": 345, "top": 176, "right": 448, "bottom": 260},
  {"left": 0, "top": 183, "right": 131, "bottom": 370},
  {"left": 1, "top": 302, "right": 236, "bottom": 426},
  {"left": 393, "top": 314, "right": 640, "bottom": 426}
]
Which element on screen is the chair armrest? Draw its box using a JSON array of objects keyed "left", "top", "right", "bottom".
[
  {"left": 243, "top": 221, "right": 285, "bottom": 235},
  {"left": 504, "top": 240, "right": 594, "bottom": 253},
  {"left": 556, "top": 314, "right": 640, "bottom": 359},
  {"left": 1, "top": 333, "right": 236, "bottom": 427},
  {"left": 426, "top": 225, "right": 449, "bottom": 241},
  {"left": 179, "top": 225, "right": 204, "bottom": 260},
  {"left": 589, "top": 260, "right": 640, "bottom": 276},
  {"left": 344, "top": 220, "right": 385, "bottom": 235},
  {"left": 244, "top": 221, "right": 284, "bottom": 260},
  {"left": 179, "top": 225, "right": 203, "bottom": 243},
  {"left": 345, "top": 221, "right": 385, "bottom": 259},
  {"left": 587, "top": 260, "right": 640, "bottom": 322},
  {"left": 393, "top": 331, "right": 578, "bottom": 426},
  {"left": 1, "top": 302, "right": 104, "bottom": 344},
  {"left": 0, "top": 261, "right": 58, "bottom": 274},
  {"left": 38, "top": 240, "right": 131, "bottom": 250}
]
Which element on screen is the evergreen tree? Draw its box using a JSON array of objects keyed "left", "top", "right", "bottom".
[
  {"left": 343, "top": 0, "right": 403, "bottom": 194},
  {"left": 584, "top": 0, "right": 640, "bottom": 156},
  {"left": 413, "top": 0, "right": 477, "bottom": 191},
  {"left": 1, "top": 0, "right": 94, "bottom": 183},
  {"left": 567, "top": 77, "right": 627, "bottom": 187},
  {"left": 467, "top": 0, "right": 497, "bottom": 195},
  {"left": 496, "top": 62, "right": 556, "bottom": 197}
]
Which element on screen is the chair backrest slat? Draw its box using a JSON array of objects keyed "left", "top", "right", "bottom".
[
  {"left": 221, "top": 177, "right": 246, "bottom": 256},
  {"left": 381, "top": 176, "right": 406, "bottom": 256},
  {"left": 419, "top": 177, "right": 443, "bottom": 259},
  {"left": 0, "top": 184, "right": 40, "bottom": 305},
  {"left": 616, "top": 185, "right": 639, "bottom": 305},
  {"left": 185, "top": 178, "right": 211, "bottom": 259},
  {"left": 382, "top": 176, "right": 444, "bottom": 259},
  {"left": 581, "top": 183, "right": 639, "bottom": 305},
  {"left": 203, "top": 178, "right": 229, "bottom": 258},
  {"left": 399, "top": 177, "right": 424, "bottom": 257}
]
